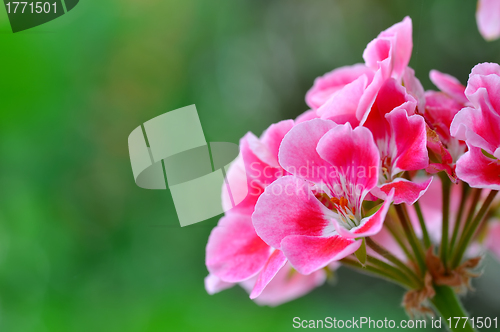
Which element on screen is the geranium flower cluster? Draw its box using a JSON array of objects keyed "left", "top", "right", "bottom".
[{"left": 204, "top": 17, "right": 500, "bottom": 322}]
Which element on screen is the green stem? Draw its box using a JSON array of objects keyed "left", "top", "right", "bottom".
[
  {"left": 431, "top": 285, "right": 476, "bottom": 332},
  {"left": 451, "top": 190, "right": 498, "bottom": 268},
  {"left": 366, "top": 237, "right": 422, "bottom": 288},
  {"left": 449, "top": 188, "right": 481, "bottom": 264},
  {"left": 414, "top": 201, "right": 431, "bottom": 248},
  {"left": 385, "top": 219, "right": 415, "bottom": 261},
  {"left": 394, "top": 204, "right": 426, "bottom": 275},
  {"left": 340, "top": 256, "right": 414, "bottom": 289},
  {"left": 449, "top": 184, "right": 470, "bottom": 257},
  {"left": 440, "top": 174, "right": 451, "bottom": 269}
]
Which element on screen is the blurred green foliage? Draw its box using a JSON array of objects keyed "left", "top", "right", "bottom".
[{"left": 0, "top": 0, "right": 499, "bottom": 331}]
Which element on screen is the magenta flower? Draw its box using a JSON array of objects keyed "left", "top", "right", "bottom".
[
  {"left": 306, "top": 64, "right": 374, "bottom": 110},
  {"left": 253, "top": 119, "right": 394, "bottom": 275},
  {"left": 306, "top": 17, "right": 413, "bottom": 113},
  {"left": 308, "top": 17, "right": 430, "bottom": 204},
  {"left": 424, "top": 70, "right": 468, "bottom": 180},
  {"left": 200, "top": 16, "right": 500, "bottom": 326},
  {"left": 319, "top": 77, "right": 431, "bottom": 204},
  {"left": 451, "top": 63, "right": 500, "bottom": 189},
  {"left": 429, "top": 70, "right": 468, "bottom": 105},
  {"left": 362, "top": 16, "right": 412, "bottom": 82},
  {"left": 205, "top": 117, "right": 328, "bottom": 305},
  {"left": 361, "top": 80, "right": 431, "bottom": 204},
  {"left": 306, "top": 64, "right": 375, "bottom": 110},
  {"left": 476, "top": 0, "right": 500, "bottom": 41}
]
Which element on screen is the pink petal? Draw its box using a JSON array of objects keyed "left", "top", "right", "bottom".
[
  {"left": 451, "top": 106, "right": 500, "bottom": 154},
  {"left": 363, "top": 78, "right": 415, "bottom": 142},
  {"left": 306, "top": 64, "right": 374, "bottom": 110},
  {"left": 386, "top": 108, "right": 428, "bottom": 174},
  {"left": 260, "top": 120, "right": 295, "bottom": 162},
  {"left": 249, "top": 250, "right": 287, "bottom": 299},
  {"left": 470, "top": 62, "right": 500, "bottom": 77},
  {"left": 295, "top": 109, "right": 319, "bottom": 123},
  {"left": 356, "top": 69, "right": 387, "bottom": 125},
  {"left": 334, "top": 189, "right": 394, "bottom": 238},
  {"left": 281, "top": 235, "right": 361, "bottom": 275},
  {"left": 363, "top": 38, "right": 393, "bottom": 78},
  {"left": 223, "top": 155, "right": 259, "bottom": 214},
  {"left": 426, "top": 125, "right": 456, "bottom": 182},
  {"left": 253, "top": 176, "right": 333, "bottom": 249},
  {"left": 363, "top": 16, "right": 413, "bottom": 80},
  {"left": 372, "top": 177, "right": 433, "bottom": 205},
  {"left": 244, "top": 132, "right": 279, "bottom": 169},
  {"left": 426, "top": 162, "right": 458, "bottom": 184},
  {"left": 278, "top": 118, "right": 338, "bottom": 186},
  {"left": 429, "top": 70, "right": 467, "bottom": 104},
  {"left": 240, "top": 133, "right": 282, "bottom": 192},
  {"left": 456, "top": 145, "right": 500, "bottom": 190},
  {"left": 316, "top": 123, "right": 380, "bottom": 196},
  {"left": 425, "top": 91, "right": 465, "bottom": 146},
  {"left": 358, "top": 17, "right": 414, "bottom": 124},
  {"left": 476, "top": 0, "right": 500, "bottom": 41},
  {"left": 380, "top": 16, "right": 413, "bottom": 80},
  {"left": 317, "top": 74, "right": 369, "bottom": 126},
  {"left": 205, "top": 274, "right": 235, "bottom": 295},
  {"left": 466, "top": 66, "right": 500, "bottom": 116},
  {"left": 403, "top": 67, "right": 426, "bottom": 112},
  {"left": 239, "top": 120, "right": 292, "bottom": 191},
  {"left": 250, "top": 263, "right": 326, "bottom": 306},
  {"left": 206, "top": 213, "right": 271, "bottom": 282}
]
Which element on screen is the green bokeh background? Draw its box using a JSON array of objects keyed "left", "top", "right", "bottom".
[{"left": 0, "top": 0, "right": 499, "bottom": 331}]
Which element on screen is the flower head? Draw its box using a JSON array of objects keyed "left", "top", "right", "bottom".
[
  {"left": 451, "top": 63, "right": 500, "bottom": 189},
  {"left": 206, "top": 115, "right": 329, "bottom": 305},
  {"left": 253, "top": 119, "right": 394, "bottom": 275}
]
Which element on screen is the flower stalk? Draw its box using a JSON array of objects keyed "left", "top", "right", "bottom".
[
  {"left": 414, "top": 201, "right": 431, "bottom": 248},
  {"left": 394, "top": 204, "right": 426, "bottom": 274},
  {"left": 439, "top": 173, "right": 451, "bottom": 270},
  {"left": 431, "top": 285, "right": 476, "bottom": 332},
  {"left": 448, "top": 184, "right": 470, "bottom": 257},
  {"left": 341, "top": 256, "right": 416, "bottom": 289},
  {"left": 366, "top": 237, "right": 422, "bottom": 288},
  {"left": 451, "top": 190, "right": 499, "bottom": 268}
]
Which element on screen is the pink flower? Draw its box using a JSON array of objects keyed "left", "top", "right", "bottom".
[
  {"left": 306, "top": 64, "right": 374, "bottom": 110},
  {"left": 320, "top": 77, "right": 431, "bottom": 205},
  {"left": 253, "top": 119, "right": 394, "bottom": 275},
  {"left": 363, "top": 16, "right": 413, "bottom": 82},
  {"left": 306, "top": 17, "right": 413, "bottom": 112},
  {"left": 362, "top": 80, "right": 431, "bottom": 204},
  {"left": 429, "top": 70, "right": 468, "bottom": 105},
  {"left": 306, "top": 18, "right": 431, "bottom": 204},
  {"left": 476, "top": 0, "right": 500, "bottom": 41},
  {"left": 424, "top": 70, "right": 468, "bottom": 181},
  {"left": 206, "top": 117, "right": 327, "bottom": 305},
  {"left": 451, "top": 63, "right": 500, "bottom": 189}
]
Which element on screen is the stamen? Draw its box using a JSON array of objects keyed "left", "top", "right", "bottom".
[{"left": 330, "top": 196, "right": 358, "bottom": 228}]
